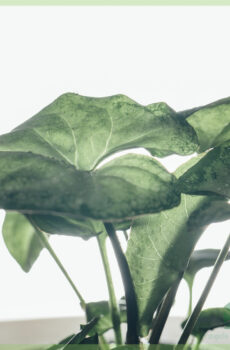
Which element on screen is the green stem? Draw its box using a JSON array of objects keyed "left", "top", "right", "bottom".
[
  {"left": 99, "top": 334, "right": 111, "bottom": 350},
  {"left": 97, "top": 233, "right": 122, "bottom": 345},
  {"left": 177, "top": 233, "right": 230, "bottom": 345},
  {"left": 149, "top": 272, "right": 183, "bottom": 344},
  {"left": 193, "top": 334, "right": 204, "bottom": 350},
  {"left": 104, "top": 223, "right": 139, "bottom": 344},
  {"left": 35, "top": 227, "right": 86, "bottom": 310},
  {"left": 123, "top": 230, "right": 129, "bottom": 241},
  {"left": 188, "top": 282, "right": 193, "bottom": 318}
]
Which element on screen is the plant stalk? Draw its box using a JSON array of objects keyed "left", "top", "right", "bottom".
[
  {"left": 123, "top": 230, "right": 129, "bottom": 241},
  {"left": 35, "top": 227, "right": 86, "bottom": 310},
  {"left": 104, "top": 223, "right": 139, "bottom": 344},
  {"left": 97, "top": 233, "right": 122, "bottom": 345},
  {"left": 149, "top": 272, "right": 183, "bottom": 344},
  {"left": 177, "top": 233, "right": 230, "bottom": 345}
]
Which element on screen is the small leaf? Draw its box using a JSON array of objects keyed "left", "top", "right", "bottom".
[
  {"left": 2, "top": 212, "right": 46, "bottom": 272},
  {"left": 184, "top": 249, "right": 230, "bottom": 285},
  {"left": 182, "top": 308, "right": 230, "bottom": 338},
  {"left": 85, "top": 300, "right": 126, "bottom": 336},
  {"left": 178, "top": 97, "right": 230, "bottom": 152},
  {"left": 126, "top": 156, "right": 230, "bottom": 336}
]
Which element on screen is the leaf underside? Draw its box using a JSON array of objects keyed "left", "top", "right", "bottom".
[{"left": 126, "top": 156, "right": 230, "bottom": 336}]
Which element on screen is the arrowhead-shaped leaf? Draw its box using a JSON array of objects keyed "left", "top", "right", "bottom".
[
  {"left": 2, "top": 212, "right": 46, "bottom": 272},
  {"left": 182, "top": 307, "right": 230, "bottom": 339},
  {"left": 126, "top": 156, "right": 230, "bottom": 336},
  {"left": 7, "top": 93, "right": 197, "bottom": 170},
  {"left": 0, "top": 93, "right": 198, "bottom": 234},
  {"left": 178, "top": 97, "right": 230, "bottom": 152}
]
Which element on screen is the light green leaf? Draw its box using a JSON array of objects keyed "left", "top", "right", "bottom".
[
  {"left": 6, "top": 93, "right": 197, "bottom": 170},
  {"left": 179, "top": 97, "right": 230, "bottom": 152},
  {"left": 178, "top": 141, "right": 230, "bottom": 198},
  {"left": 182, "top": 307, "right": 230, "bottom": 339},
  {"left": 2, "top": 212, "right": 46, "bottom": 272},
  {"left": 0, "top": 153, "right": 180, "bottom": 223},
  {"left": 126, "top": 156, "right": 230, "bottom": 336}
]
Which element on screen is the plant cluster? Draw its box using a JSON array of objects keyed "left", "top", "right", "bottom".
[{"left": 1, "top": 93, "right": 230, "bottom": 349}]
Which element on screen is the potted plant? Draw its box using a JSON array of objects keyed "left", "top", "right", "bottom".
[{"left": 1, "top": 93, "right": 230, "bottom": 349}]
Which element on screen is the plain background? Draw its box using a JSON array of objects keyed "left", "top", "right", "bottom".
[{"left": 0, "top": 6, "right": 230, "bottom": 321}]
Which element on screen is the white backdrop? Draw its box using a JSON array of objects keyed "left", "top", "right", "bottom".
[{"left": 0, "top": 6, "right": 230, "bottom": 320}]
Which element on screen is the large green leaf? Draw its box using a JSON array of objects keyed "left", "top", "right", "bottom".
[
  {"left": 178, "top": 97, "right": 230, "bottom": 152},
  {"left": 2, "top": 212, "right": 46, "bottom": 272},
  {"left": 0, "top": 153, "right": 180, "bottom": 223},
  {"left": 178, "top": 141, "right": 230, "bottom": 198},
  {"left": 7, "top": 93, "right": 197, "bottom": 170},
  {"left": 126, "top": 157, "right": 230, "bottom": 336},
  {"left": 0, "top": 93, "right": 198, "bottom": 234},
  {"left": 181, "top": 307, "right": 230, "bottom": 339}
]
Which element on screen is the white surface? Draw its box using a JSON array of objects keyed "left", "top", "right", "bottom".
[{"left": 0, "top": 6, "right": 230, "bottom": 321}]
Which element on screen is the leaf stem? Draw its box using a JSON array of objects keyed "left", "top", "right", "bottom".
[
  {"left": 149, "top": 272, "right": 183, "bottom": 344},
  {"left": 35, "top": 226, "right": 86, "bottom": 310},
  {"left": 104, "top": 223, "right": 139, "bottom": 344},
  {"left": 123, "top": 230, "right": 129, "bottom": 241},
  {"left": 177, "top": 233, "right": 230, "bottom": 345},
  {"left": 97, "top": 232, "right": 122, "bottom": 345}
]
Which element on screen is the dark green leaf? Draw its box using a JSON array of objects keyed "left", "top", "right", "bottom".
[
  {"left": 182, "top": 308, "right": 230, "bottom": 338},
  {"left": 126, "top": 156, "right": 230, "bottom": 336},
  {"left": 2, "top": 212, "right": 46, "bottom": 272},
  {"left": 178, "top": 141, "right": 230, "bottom": 198},
  {"left": 85, "top": 300, "right": 126, "bottom": 336},
  {"left": 0, "top": 152, "right": 180, "bottom": 223},
  {"left": 178, "top": 97, "right": 230, "bottom": 152},
  {"left": 184, "top": 249, "right": 230, "bottom": 286}
]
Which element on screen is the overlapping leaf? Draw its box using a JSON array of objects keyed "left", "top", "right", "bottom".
[
  {"left": 178, "top": 97, "right": 230, "bottom": 152},
  {"left": 178, "top": 140, "right": 230, "bottom": 198},
  {"left": 2, "top": 212, "right": 46, "bottom": 272},
  {"left": 0, "top": 153, "right": 180, "bottom": 223},
  {"left": 0, "top": 93, "right": 198, "bottom": 234},
  {"left": 126, "top": 157, "right": 230, "bottom": 336},
  {"left": 181, "top": 307, "right": 230, "bottom": 339}
]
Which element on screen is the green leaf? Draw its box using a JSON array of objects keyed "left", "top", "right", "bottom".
[
  {"left": 28, "top": 214, "right": 100, "bottom": 240},
  {"left": 184, "top": 249, "right": 230, "bottom": 286},
  {"left": 85, "top": 300, "right": 126, "bottom": 336},
  {"left": 0, "top": 93, "right": 198, "bottom": 233},
  {"left": 0, "top": 152, "right": 180, "bottom": 224},
  {"left": 2, "top": 212, "right": 46, "bottom": 272},
  {"left": 126, "top": 156, "right": 230, "bottom": 336},
  {"left": 178, "top": 97, "right": 230, "bottom": 152},
  {"left": 5, "top": 93, "right": 197, "bottom": 170},
  {"left": 178, "top": 141, "right": 230, "bottom": 198},
  {"left": 182, "top": 308, "right": 230, "bottom": 338}
]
